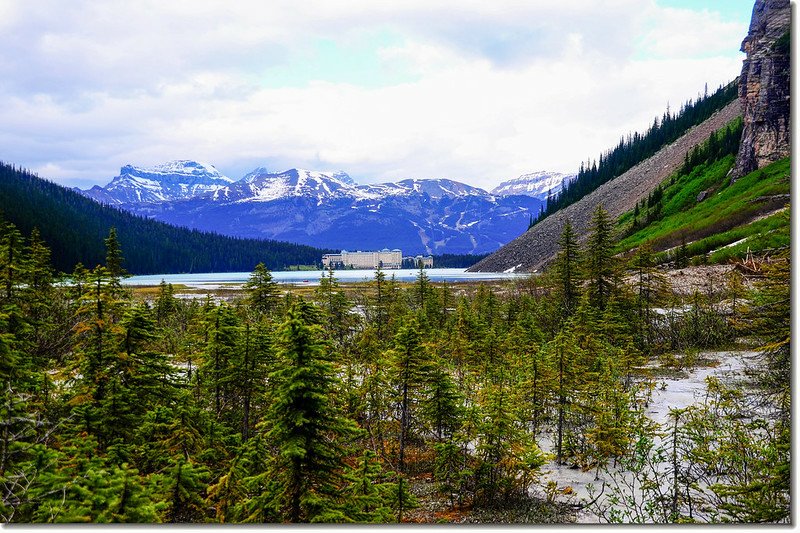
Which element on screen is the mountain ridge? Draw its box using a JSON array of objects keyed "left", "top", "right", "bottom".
[
  {"left": 490, "top": 171, "right": 577, "bottom": 200},
  {"left": 82, "top": 160, "right": 234, "bottom": 205},
  {"left": 78, "top": 165, "right": 574, "bottom": 255}
]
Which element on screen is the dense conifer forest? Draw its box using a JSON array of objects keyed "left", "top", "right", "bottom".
[
  {"left": 0, "top": 201, "right": 788, "bottom": 523},
  {"left": 0, "top": 163, "right": 332, "bottom": 274},
  {"left": 533, "top": 81, "right": 738, "bottom": 225}
]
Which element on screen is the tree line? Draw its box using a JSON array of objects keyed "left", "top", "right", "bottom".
[{"left": 534, "top": 81, "right": 739, "bottom": 225}]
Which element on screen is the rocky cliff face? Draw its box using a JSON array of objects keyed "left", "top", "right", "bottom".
[{"left": 732, "top": 0, "right": 791, "bottom": 179}]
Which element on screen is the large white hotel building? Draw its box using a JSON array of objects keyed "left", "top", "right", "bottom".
[{"left": 322, "top": 248, "right": 403, "bottom": 270}]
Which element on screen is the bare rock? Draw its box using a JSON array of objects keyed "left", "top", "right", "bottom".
[{"left": 731, "top": 0, "right": 791, "bottom": 180}]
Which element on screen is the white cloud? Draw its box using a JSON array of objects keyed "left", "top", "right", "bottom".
[
  {"left": 638, "top": 6, "right": 746, "bottom": 58},
  {"left": 0, "top": 1, "right": 749, "bottom": 189}
]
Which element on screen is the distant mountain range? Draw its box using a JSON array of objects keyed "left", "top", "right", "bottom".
[{"left": 79, "top": 161, "right": 574, "bottom": 255}]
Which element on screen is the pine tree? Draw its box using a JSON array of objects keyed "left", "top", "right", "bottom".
[
  {"left": 244, "top": 262, "right": 279, "bottom": 317},
  {"left": 0, "top": 309, "right": 26, "bottom": 478},
  {"left": 340, "top": 450, "right": 402, "bottom": 523},
  {"left": 104, "top": 227, "right": 126, "bottom": 278},
  {"left": 474, "top": 380, "right": 547, "bottom": 505},
  {"left": 586, "top": 204, "right": 616, "bottom": 310},
  {"left": 371, "top": 267, "right": 389, "bottom": 339},
  {"left": 0, "top": 221, "right": 23, "bottom": 302},
  {"left": 315, "top": 267, "right": 352, "bottom": 345},
  {"left": 199, "top": 304, "right": 240, "bottom": 420},
  {"left": 421, "top": 358, "right": 462, "bottom": 440},
  {"left": 244, "top": 304, "right": 358, "bottom": 523},
  {"left": 234, "top": 320, "right": 274, "bottom": 440},
  {"left": 104, "top": 228, "right": 128, "bottom": 298},
  {"left": 387, "top": 319, "right": 430, "bottom": 474},
  {"left": 161, "top": 457, "right": 209, "bottom": 523},
  {"left": 547, "top": 327, "right": 586, "bottom": 464},
  {"left": 676, "top": 236, "right": 690, "bottom": 269},
  {"left": 520, "top": 344, "right": 555, "bottom": 437},
  {"left": 415, "top": 263, "right": 431, "bottom": 312},
  {"left": 71, "top": 265, "right": 125, "bottom": 446},
  {"left": 552, "top": 220, "right": 582, "bottom": 318},
  {"left": 155, "top": 280, "right": 176, "bottom": 327}
]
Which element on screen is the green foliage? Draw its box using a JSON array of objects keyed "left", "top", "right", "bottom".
[
  {"left": 243, "top": 304, "right": 359, "bottom": 523},
  {"left": 0, "top": 213, "right": 788, "bottom": 524},
  {"left": 616, "top": 156, "right": 790, "bottom": 265},
  {"left": 585, "top": 205, "right": 617, "bottom": 310},
  {"left": 551, "top": 220, "right": 581, "bottom": 318},
  {"left": 160, "top": 457, "right": 209, "bottom": 523},
  {"left": 430, "top": 253, "right": 489, "bottom": 268},
  {"left": 387, "top": 318, "right": 431, "bottom": 473}
]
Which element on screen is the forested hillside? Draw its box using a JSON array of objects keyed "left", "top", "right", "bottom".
[
  {"left": 469, "top": 100, "right": 742, "bottom": 273},
  {"left": 0, "top": 208, "right": 788, "bottom": 523},
  {"left": 0, "top": 163, "right": 331, "bottom": 274},
  {"left": 533, "top": 81, "right": 738, "bottom": 225}
]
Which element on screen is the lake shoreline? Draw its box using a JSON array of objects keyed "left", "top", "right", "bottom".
[{"left": 122, "top": 268, "right": 529, "bottom": 288}]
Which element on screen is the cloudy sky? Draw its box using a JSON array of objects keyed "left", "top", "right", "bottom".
[{"left": 0, "top": 0, "right": 754, "bottom": 190}]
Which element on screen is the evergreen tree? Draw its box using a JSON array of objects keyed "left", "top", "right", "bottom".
[
  {"left": 552, "top": 220, "right": 582, "bottom": 318},
  {"left": 415, "top": 264, "right": 431, "bottom": 311},
  {"left": 631, "top": 242, "right": 667, "bottom": 350},
  {"left": 199, "top": 304, "right": 240, "bottom": 420},
  {"left": 585, "top": 205, "right": 616, "bottom": 310},
  {"left": 676, "top": 236, "right": 689, "bottom": 269},
  {"left": 244, "top": 304, "right": 358, "bottom": 523},
  {"left": 340, "top": 450, "right": 406, "bottom": 523},
  {"left": 0, "top": 221, "right": 23, "bottom": 302},
  {"left": 71, "top": 264, "right": 126, "bottom": 446},
  {"left": 474, "top": 380, "right": 547, "bottom": 505},
  {"left": 161, "top": 457, "right": 209, "bottom": 523},
  {"left": 103, "top": 228, "right": 128, "bottom": 298},
  {"left": 387, "top": 319, "right": 430, "bottom": 473},
  {"left": 155, "top": 280, "right": 176, "bottom": 327},
  {"left": 421, "top": 358, "right": 463, "bottom": 440},
  {"left": 244, "top": 263, "right": 279, "bottom": 317},
  {"left": 315, "top": 267, "right": 352, "bottom": 346},
  {"left": 370, "top": 267, "right": 389, "bottom": 339}
]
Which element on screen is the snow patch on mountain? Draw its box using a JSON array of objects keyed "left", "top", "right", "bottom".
[
  {"left": 210, "top": 169, "right": 490, "bottom": 204},
  {"left": 491, "top": 171, "right": 577, "bottom": 200},
  {"left": 82, "top": 160, "right": 233, "bottom": 204},
  {"left": 216, "top": 168, "right": 357, "bottom": 203}
]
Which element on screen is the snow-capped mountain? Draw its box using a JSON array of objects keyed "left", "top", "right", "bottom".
[
  {"left": 360, "top": 178, "right": 486, "bottom": 200},
  {"left": 207, "top": 169, "right": 488, "bottom": 205},
  {"left": 490, "top": 171, "right": 577, "bottom": 201},
  {"left": 82, "top": 160, "right": 233, "bottom": 205},
  {"left": 212, "top": 168, "right": 357, "bottom": 203},
  {"left": 80, "top": 163, "right": 547, "bottom": 255}
]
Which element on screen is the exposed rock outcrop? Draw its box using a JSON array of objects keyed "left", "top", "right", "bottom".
[
  {"left": 468, "top": 101, "right": 741, "bottom": 273},
  {"left": 731, "top": 0, "right": 791, "bottom": 179}
]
